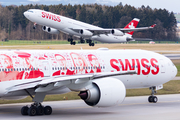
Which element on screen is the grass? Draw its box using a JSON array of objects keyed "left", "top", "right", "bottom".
[
  {"left": 0, "top": 40, "right": 70, "bottom": 45},
  {"left": 127, "top": 80, "right": 180, "bottom": 96}
]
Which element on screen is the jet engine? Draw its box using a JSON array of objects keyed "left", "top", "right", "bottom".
[
  {"left": 79, "top": 77, "right": 126, "bottom": 107},
  {"left": 79, "top": 29, "right": 93, "bottom": 36},
  {"left": 42, "top": 26, "right": 60, "bottom": 34},
  {"left": 111, "top": 29, "right": 124, "bottom": 36}
]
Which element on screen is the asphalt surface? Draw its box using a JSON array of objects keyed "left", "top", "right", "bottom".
[{"left": 0, "top": 94, "right": 180, "bottom": 120}]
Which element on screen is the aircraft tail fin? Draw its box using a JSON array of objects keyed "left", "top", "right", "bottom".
[{"left": 124, "top": 18, "right": 140, "bottom": 36}]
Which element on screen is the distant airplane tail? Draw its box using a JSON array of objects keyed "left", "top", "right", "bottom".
[{"left": 124, "top": 18, "right": 140, "bottom": 36}]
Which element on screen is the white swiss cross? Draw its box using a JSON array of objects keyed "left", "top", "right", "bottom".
[{"left": 129, "top": 22, "right": 135, "bottom": 29}]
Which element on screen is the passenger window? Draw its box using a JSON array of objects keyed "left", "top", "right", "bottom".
[{"left": 2, "top": 69, "right": 4, "bottom": 72}]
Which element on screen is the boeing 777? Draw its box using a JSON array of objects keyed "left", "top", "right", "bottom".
[
  {"left": 0, "top": 48, "right": 177, "bottom": 116},
  {"left": 24, "top": 9, "right": 156, "bottom": 46}
]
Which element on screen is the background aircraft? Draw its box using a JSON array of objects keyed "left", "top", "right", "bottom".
[
  {"left": 24, "top": 9, "right": 156, "bottom": 46},
  {"left": 0, "top": 48, "right": 177, "bottom": 116}
]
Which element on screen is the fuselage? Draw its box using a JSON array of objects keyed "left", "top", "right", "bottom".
[
  {"left": 24, "top": 9, "right": 130, "bottom": 43},
  {"left": 0, "top": 49, "right": 177, "bottom": 98}
]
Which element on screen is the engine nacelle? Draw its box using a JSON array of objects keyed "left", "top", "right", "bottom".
[
  {"left": 111, "top": 29, "right": 124, "bottom": 36},
  {"left": 42, "top": 26, "right": 60, "bottom": 34},
  {"left": 79, "top": 29, "right": 93, "bottom": 36},
  {"left": 79, "top": 77, "right": 126, "bottom": 107}
]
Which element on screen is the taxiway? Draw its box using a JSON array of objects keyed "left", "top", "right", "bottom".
[{"left": 0, "top": 94, "right": 180, "bottom": 120}]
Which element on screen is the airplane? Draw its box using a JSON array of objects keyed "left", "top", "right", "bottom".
[
  {"left": 0, "top": 48, "right": 177, "bottom": 116},
  {"left": 23, "top": 9, "right": 156, "bottom": 46}
]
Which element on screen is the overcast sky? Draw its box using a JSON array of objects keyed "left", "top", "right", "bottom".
[{"left": 0, "top": 0, "right": 179, "bottom": 13}]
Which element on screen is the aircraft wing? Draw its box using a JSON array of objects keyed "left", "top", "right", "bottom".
[
  {"left": 71, "top": 24, "right": 156, "bottom": 35},
  {"left": 70, "top": 28, "right": 111, "bottom": 35},
  {"left": 7, "top": 71, "right": 136, "bottom": 93}
]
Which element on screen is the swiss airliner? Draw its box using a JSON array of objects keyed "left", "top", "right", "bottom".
[
  {"left": 0, "top": 48, "right": 177, "bottom": 116},
  {"left": 24, "top": 9, "right": 156, "bottom": 46}
]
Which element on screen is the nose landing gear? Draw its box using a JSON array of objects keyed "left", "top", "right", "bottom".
[{"left": 148, "top": 86, "right": 158, "bottom": 103}]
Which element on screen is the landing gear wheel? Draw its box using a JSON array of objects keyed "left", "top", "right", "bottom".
[
  {"left": 28, "top": 106, "right": 37, "bottom": 116},
  {"left": 37, "top": 106, "right": 44, "bottom": 115},
  {"left": 89, "top": 43, "right": 95, "bottom": 46},
  {"left": 68, "top": 38, "right": 71, "bottom": 42},
  {"left": 44, "top": 106, "right": 52, "bottom": 115},
  {"left": 70, "top": 41, "right": 76, "bottom": 45},
  {"left": 152, "top": 96, "right": 158, "bottom": 103},
  {"left": 89, "top": 43, "right": 92, "bottom": 46},
  {"left": 148, "top": 96, "right": 158, "bottom": 103},
  {"left": 148, "top": 96, "right": 153, "bottom": 102},
  {"left": 73, "top": 41, "right": 76, "bottom": 45},
  {"left": 21, "top": 106, "right": 29, "bottom": 115}
]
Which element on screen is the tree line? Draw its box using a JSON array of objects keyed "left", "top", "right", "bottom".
[{"left": 0, "top": 3, "right": 178, "bottom": 41}]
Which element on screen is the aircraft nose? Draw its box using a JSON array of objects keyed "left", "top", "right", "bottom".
[{"left": 23, "top": 11, "right": 29, "bottom": 18}]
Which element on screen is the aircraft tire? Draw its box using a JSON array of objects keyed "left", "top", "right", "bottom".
[
  {"left": 28, "top": 106, "right": 37, "bottom": 116},
  {"left": 21, "top": 106, "right": 29, "bottom": 115},
  {"left": 37, "top": 106, "right": 44, "bottom": 115},
  {"left": 44, "top": 106, "right": 52, "bottom": 115},
  {"left": 152, "top": 96, "right": 158, "bottom": 103},
  {"left": 148, "top": 96, "right": 153, "bottom": 102}
]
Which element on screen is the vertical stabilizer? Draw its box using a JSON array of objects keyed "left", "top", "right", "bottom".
[{"left": 124, "top": 18, "right": 140, "bottom": 36}]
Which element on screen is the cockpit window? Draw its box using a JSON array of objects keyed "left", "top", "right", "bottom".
[{"left": 28, "top": 10, "right": 33, "bottom": 13}]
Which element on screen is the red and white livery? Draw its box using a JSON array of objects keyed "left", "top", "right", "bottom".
[
  {"left": 24, "top": 9, "right": 156, "bottom": 46},
  {"left": 0, "top": 48, "right": 177, "bottom": 116}
]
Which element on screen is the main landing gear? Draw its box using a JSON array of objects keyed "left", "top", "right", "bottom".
[
  {"left": 21, "top": 90, "right": 52, "bottom": 116},
  {"left": 68, "top": 38, "right": 76, "bottom": 45},
  {"left": 68, "top": 37, "right": 95, "bottom": 46},
  {"left": 21, "top": 102, "right": 52, "bottom": 116},
  {"left": 148, "top": 86, "right": 158, "bottom": 103},
  {"left": 86, "top": 39, "right": 94, "bottom": 46}
]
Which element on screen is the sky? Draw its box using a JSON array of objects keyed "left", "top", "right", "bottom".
[{"left": 0, "top": 0, "right": 179, "bottom": 13}]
